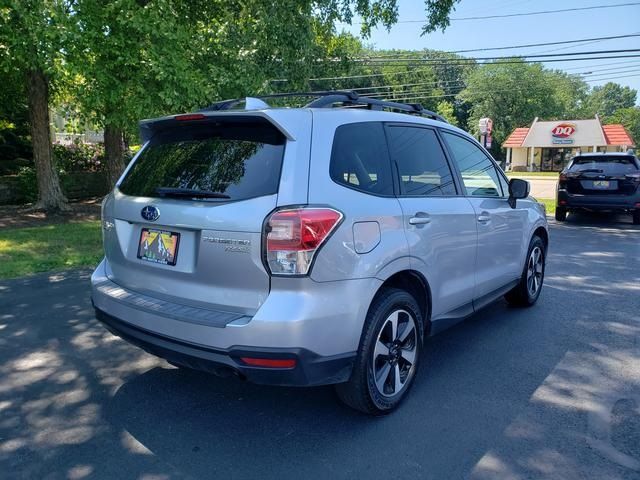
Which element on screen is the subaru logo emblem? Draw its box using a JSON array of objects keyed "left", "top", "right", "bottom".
[{"left": 141, "top": 205, "right": 160, "bottom": 222}]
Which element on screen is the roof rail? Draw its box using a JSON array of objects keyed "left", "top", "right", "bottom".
[{"left": 200, "top": 91, "right": 448, "bottom": 123}]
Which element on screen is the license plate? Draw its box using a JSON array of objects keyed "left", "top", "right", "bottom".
[
  {"left": 592, "top": 180, "right": 610, "bottom": 189},
  {"left": 137, "top": 228, "right": 180, "bottom": 266}
]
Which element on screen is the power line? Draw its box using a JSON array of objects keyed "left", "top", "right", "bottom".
[
  {"left": 362, "top": 33, "right": 640, "bottom": 56},
  {"left": 290, "top": 54, "right": 640, "bottom": 82},
  {"left": 574, "top": 62, "right": 640, "bottom": 74},
  {"left": 380, "top": 73, "right": 638, "bottom": 104},
  {"left": 357, "top": 66, "right": 640, "bottom": 99},
  {"left": 349, "top": 80, "right": 457, "bottom": 93},
  {"left": 452, "top": 2, "right": 640, "bottom": 21},
  {"left": 384, "top": 2, "right": 640, "bottom": 23},
  {"left": 532, "top": 39, "right": 610, "bottom": 55},
  {"left": 563, "top": 58, "right": 640, "bottom": 71},
  {"left": 580, "top": 68, "right": 640, "bottom": 78},
  {"left": 351, "top": 54, "right": 640, "bottom": 68},
  {"left": 585, "top": 72, "right": 640, "bottom": 82},
  {"left": 356, "top": 49, "right": 640, "bottom": 63}
]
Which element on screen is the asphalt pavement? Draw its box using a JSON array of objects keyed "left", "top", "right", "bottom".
[
  {"left": 1, "top": 213, "right": 639, "bottom": 480},
  {"left": 513, "top": 176, "right": 558, "bottom": 199}
]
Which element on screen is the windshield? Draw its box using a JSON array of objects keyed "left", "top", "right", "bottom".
[
  {"left": 119, "top": 120, "right": 285, "bottom": 201},
  {"left": 568, "top": 156, "right": 638, "bottom": 175}
]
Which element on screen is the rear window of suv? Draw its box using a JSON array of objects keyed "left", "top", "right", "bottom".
[
  {"left": 569, "top": 155, "right": 639, "bottom": 175},
  {"left": 119, "top": 119, "right": 285, "bottom": 201}
]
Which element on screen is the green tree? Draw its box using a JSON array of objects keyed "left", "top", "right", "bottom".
[
  {"left": 546, "top": 69, "right": 590, "bottom": 119},
  {"left": 1, "top": 0, "right": 460, "bottom": 208},
  {"left": 436, "top": 100, "right": 457, "bottom": 125},
  {"left": 457, "top": 60, "right": 590, "bottom": 157},
  {"left": 68, "top": 0, "right": 461, "bottom": 187},
  {"left": 0, "top": 0, "right": 69, "bottom": 211},
  {"left": 585, "top": 82, "right": 637, "bottom": 117}
]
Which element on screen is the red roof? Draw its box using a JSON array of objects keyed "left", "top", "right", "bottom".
[
  {"left": 602, "top": 124, "right": 635, "bottom": 146},
  {"left": 503, "top": 127, "right": 529, "bottom": 147}
]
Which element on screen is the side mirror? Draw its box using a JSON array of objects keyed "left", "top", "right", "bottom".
[{"left": 508, "top": 178, "right": 530, "bottom": 208}]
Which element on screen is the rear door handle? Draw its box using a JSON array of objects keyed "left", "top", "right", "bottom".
[
  {"left": 477, "top": 212, "right": 491, "bottom": 223},
  {"left": 409, "top": 212, "right": 431, "bottom": 225}
]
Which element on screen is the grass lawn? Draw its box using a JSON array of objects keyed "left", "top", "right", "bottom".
[
  {"left": 506, "top": 171, "right": 559, "bottom": 177},
  {"left": 534, "top": 198, "right": 557, "bottom": 214},
  {"left": 0, "top": 221, "right": 103, "bottom": 279}
]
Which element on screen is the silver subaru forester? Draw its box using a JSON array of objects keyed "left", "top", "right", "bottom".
[{"left": 91, "top": 92, "right": 548, "bottom": 414}]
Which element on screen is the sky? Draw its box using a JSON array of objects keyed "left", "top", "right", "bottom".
[{"left": 337, "top": 0, "right": 640, "bottom": 104}]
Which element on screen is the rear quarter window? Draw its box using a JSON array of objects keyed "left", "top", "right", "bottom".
[
  {"left": 329, "top": 122, "right": 394, "bottom": 196},
  {"left": 119, "top": 119, "right": 285, "bottom": 201}
]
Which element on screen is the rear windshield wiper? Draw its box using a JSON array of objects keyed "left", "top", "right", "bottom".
[
  {"left": 155, "top": 187, "right": 231, "bottom": 199},
  {"left": 574, "top": 168, "right": 604, "bottom": 173}
]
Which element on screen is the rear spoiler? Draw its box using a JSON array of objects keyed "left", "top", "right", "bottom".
[{"left": 139, "top": 111, "right": 295, "bottom": 143}]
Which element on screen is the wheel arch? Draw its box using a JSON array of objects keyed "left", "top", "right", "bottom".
[
  {"left": 533, "top": 226, "right": 549, "bottom": 250},
  {"left": 373, "top": 269, "right": 432, "bottom": 336}
]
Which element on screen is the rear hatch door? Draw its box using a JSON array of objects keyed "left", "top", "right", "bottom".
[
  {"left": 565, "top": 155, "right": 640, "bottom": 195},
  {"left": 102, "top": 114, "right": 293, "bottom": 314}
]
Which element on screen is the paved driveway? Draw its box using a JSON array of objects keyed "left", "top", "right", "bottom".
[
  {"left": 1, "top": 214, "right": 639, "bottom": 480},
  {"left": 511, "top": 176, "right": 558, "bottom": 199}
]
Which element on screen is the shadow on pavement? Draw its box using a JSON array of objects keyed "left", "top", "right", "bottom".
[
  {"left": 558, "top": 210, "right": 639, "bottom": 229},
  {"left": 1, "top": 219, "right": 639, "bottom": 479}
]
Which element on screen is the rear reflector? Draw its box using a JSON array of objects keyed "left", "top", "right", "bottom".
[
  {"left": 174, "top": 113, "right": 206, "bottom": 121},
  {"left": 559, "top": 200, "right": 567, "bottom": 205},
  {"left": 265, "top": 207, "right": 342, "bottom": 275},
  {"left": 240, "top": 357, "right": 297, "bottom": 368}
]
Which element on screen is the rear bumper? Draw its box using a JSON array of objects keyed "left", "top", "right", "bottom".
[
  {"left": 91, "top": 258, "right": 377, "bottom": 386},
  {"left": 558, "top": 190, "right": 640, "bottom": 211},
  {"left": 95, "top": 307, "right": 355, "bottom": 386}
]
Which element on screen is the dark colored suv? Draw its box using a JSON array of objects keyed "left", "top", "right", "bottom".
[{"left": 556, "top": 153, "right": 640, "bottom": 224}]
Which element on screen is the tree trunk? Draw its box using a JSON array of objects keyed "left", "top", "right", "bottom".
[
  {"left": 27, "top": 69, "right": 68, "bottom": 212},
  {"left": 104, "top": 124, "right": 125, "bottom": 188}
]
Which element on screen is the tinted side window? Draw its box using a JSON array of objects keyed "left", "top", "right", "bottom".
[
  {"left": 442, "top": 131, "right": 502, "bottom": 197},
  {"left": 387, "top": 126, "right": 456, "bottom": 196},
  {"left": 330, "top": 122, "right": 394, "bottom": 196}
]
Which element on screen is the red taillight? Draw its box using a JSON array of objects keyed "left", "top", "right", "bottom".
[
  {"left": 240, "top": 357, "right": 297, "bottom": 368},
  {"left": 265, "top": 207, "right": 342, "bottom": 275},
  {"left": 559, "top": 173, "right": 567, "bottom": 182},
  {"left": 174, "top": 113, "right": 206, "bottom": 121}
]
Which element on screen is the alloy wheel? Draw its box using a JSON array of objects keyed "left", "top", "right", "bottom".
[
  {"left": 526, "top": 246, "right": 544, "bottom": 297},
  {"left": 371, "top": 309, "right": 418, "bottom": 398}
]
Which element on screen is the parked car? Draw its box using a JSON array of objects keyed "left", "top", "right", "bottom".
[
  {"left": 556, "top": 152, "right": 640, "bottom": 224},
  {"left": 91, "top": 92, "right": 548, "bottom": 414}
]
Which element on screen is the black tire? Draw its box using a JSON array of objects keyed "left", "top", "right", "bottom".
[
  {"left": 335, "top": 288, "right": 424, "bottom": 415},
  {"left": 505, "top": 236, "right": 546, "bottom": 307},
  {"left": 555, "top": 206, "right": 567, "bottom": 222},
  {"left": 633, "top": 209, "right": 640, "bottom": 225}
]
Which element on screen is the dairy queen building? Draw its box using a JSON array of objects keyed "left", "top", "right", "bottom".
[{"left": 503, "top": 116, "right": 635, "bottom": 172}]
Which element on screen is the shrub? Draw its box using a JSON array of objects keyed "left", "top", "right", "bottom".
[{"left": 53, "top": 141, "right": 105, "bottom": 173}]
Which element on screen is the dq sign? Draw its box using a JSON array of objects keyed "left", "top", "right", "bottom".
[{"left": 552, "top": 123, "right": 576, "bottom": 144}]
